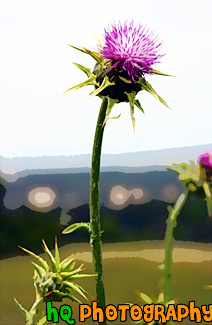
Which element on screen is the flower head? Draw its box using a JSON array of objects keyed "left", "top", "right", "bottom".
[
  {"left": 64, "top": 21, "right": 171, "bottom": 131},
  {"left": 198, "top": 152, "right": 212, "bottom": 181},
  {"left": 101, "top": 21, "right": 163, "bottom": 81},
  {"left": 167, "top": 159, "right": 212, "bottom": 217}
]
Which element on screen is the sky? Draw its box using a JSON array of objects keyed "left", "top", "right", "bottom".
[{"left": 0, "top": 0, "right": 212, "bottom": 158}]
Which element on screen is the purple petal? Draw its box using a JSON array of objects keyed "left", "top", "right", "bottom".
[{"left": 100, "top": 21, "right": 164, "bottom": 80}]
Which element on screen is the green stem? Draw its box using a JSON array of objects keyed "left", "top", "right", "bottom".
[
  {"left": 27, "top": 297, "right": 44, "bottom": 325},
  {"left": 163, "top": 189, "right": 189, "bottom": 302},
  {"left": 89, "top": 97, "right": 107, "bottom": 324}
]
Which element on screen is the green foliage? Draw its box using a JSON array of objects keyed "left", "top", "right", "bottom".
[
  {"left": 15, "top": 239, "right": 94, "bottom": 324},
  {"left": 151, "top": 69, "right": 174, "bottom": 77},
  {"left": 137, "top": 78, "right": 170, "bottom": 109},
  {"left": 167, "top": 160, "right": 212, "bottom": 217},
  {"left": 1, "top": 241, "right": 210, "bottom": 324},
  {"left": 63, "top": 222, "right": 91, "bottom": 235},
  {"left": 135, "top": 292, "right": 175, "bottom": 324},
  {"left": 14, "top": 298, "right": 29, "bottom": 318}
]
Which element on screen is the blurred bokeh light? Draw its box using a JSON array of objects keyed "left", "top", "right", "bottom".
[
  {"left": 28, "top": 186, "right": 56, "bottom": 210},
  {"left": 110, "top": 185, "right": 150, "bottom": 208}
]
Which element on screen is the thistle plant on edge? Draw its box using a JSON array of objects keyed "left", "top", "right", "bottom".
[
  {"left": 162, "top": 153, "right": 212, "bottom": 303},
  {"left": 15, "top": 239, "right": 94, "bottom": 325},
  {"left": 133, "top": 153, "right": 211, "bottom": 324},
  {"left": 63, "top": 21, "right": 171, "bottom": 325}
]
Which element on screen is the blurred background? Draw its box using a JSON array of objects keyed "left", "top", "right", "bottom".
[
  {"left": 0, "top": 1, "right": 211, "bottom": 324},
  {"left": 0, "top": 144, "right": 211, "bottom": 259}
]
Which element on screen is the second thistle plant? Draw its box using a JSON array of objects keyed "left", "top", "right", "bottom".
[
  {"left": 162, "top": 154, "right": 212, "bottom": 302},
  {"left": 134, "top": 153, "right": 211, "bottom": 324}
]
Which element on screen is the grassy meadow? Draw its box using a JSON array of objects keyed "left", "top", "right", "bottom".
[{"left": 0, "top": 241, "right": 211, "bottom": 324}]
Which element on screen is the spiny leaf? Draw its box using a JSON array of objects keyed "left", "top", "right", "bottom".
[
  {"left": 178, "top": 173, "right": 191, "bottom": 181},
  {"left": 63, "top": 75, "right": 98, "bottom": 95},
  {"left": 60, "top": 264, "right": 85, "bottom": 278},
  {"left": 72, "top": 62, "right": 92, "bottom": 77},
  {"left": 31, "top": 262, "right": 46, "bottom": 278},
  {"left": 89, "top": 76, "right": 115, "bottom": 99},
  {"left": 14, "top": 298, "right": 29, "bottom": 318},
  {"left": 158, "top": 263, "right": 165, "bottom": 270},
  {"left": 68, "top": 44, "right": 102, "bottom": 63},
  {"left": 119, "top": 75, "right": 132, "bottom": 84},
  {"left": 54, "top": 237, "right": 60, "bottom": 271},
  {"left": 167, "top": 205, "right": 173, "bottom": 214},
  {"left": 172, "top": 190, "right": 188, "bottom": 216},
  {"left": 61, "top": 254, "right": 75, "bottom": 266},
  {"left": 84, "top": 48, "right": 102, "bottom": 62},
  {"left": 60, "top": 256, "right": 76, "bottom": 272},
  {"left": 125, "top": 92, "right": 136, "bottom": 133},
  {"left": 130, "top": 106, "right": 135, "bottom": 132},
  {"left": 138, "top": 78, "right": 170, "bottom": 109},
  {"left": 62, "top": 222, "right": 91, "bottom": 234},
  {"left": 65, "top": 293, "right": 82, "bottom": 304},
  {"left": 67, "top": 44, "right": 88, "bottom": 55},
  {"left": 18, "top": 246, "right": 48, "bottom": 272},
  {"left": 37, "top": 315, "right": 48, "bottom": 325},
  {"left": 63, "top": 282, "right": 88, "bottom": 300},
  {"left": 91, "top": 30, "right": 102, "bottom": 48},
  {"left": 125, "top": 91, "right": 136, "bottom": 104},
  {"left": 60, "top": 271, "right": 80, "bottom": 281},
  {"left": 139, "top": 291, "right": 153, "bottom": 304},
  {"left": 42, "top": 240, "right": 57, "bottom": 273},
  {"left": 202, "top": 182, "right": 212, "bottom": 217},
  {"left": 157, "top": 292, "right": 165, "bottom": 303},
  {"left": 108, "top": 114, "right": 121, "bottom": 121},
  {"left": 166, "top": 163, "right": 190, "bottom": 174},
  {"left": 166, "top": 300, "right": 176, "bottom": 306},
  {"left": 103, "top": 97, "right": 119, "bottom": 126},
  {"left": 134, "top": 99, "right": 144, "bottom": 113},
  {"left": 189, "top": 159, "right": 198, "bottom": 169},
  {"left": 151, "top": 69, "right": 174, "bottom": 77},
  {"left": 68, "top": 273, "right": 96, "bottom": 280}
]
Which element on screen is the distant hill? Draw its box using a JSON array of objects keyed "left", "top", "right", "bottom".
[
  {"left": 2, "top": 170, "right": 182, "bottom": 211},
  {"left": 0, "top": 143, "right": 211, "bottom": 176},
  {"left": 0, "top": 165, "right": 165, "bottom": 182},
  {"left": 1, "top": 145, "right": 212, "bottom": 259},
  {"left": 1, "top": 178, "right": 211, "bottom": 259},
  {"left": 66, "top": 199, "right": 212, "bottom": 243}
]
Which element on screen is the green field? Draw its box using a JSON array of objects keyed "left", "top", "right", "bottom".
[{"left": 0, "top": 241, "right": 211, "bottom": 324}]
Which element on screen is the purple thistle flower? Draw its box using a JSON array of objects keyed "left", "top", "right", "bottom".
[
  {"left": 198, "top": 152, "right": 212, "bottom": 181},
  {"left": 101, "top": 21, "right": 164, "bottom": 81}
]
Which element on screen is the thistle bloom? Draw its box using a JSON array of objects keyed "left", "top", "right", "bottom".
[
  {"left": 63, "top": 21, "right": 171, "bottom": 321},
  {"left": 168, "top": 158, "right": 212, "bottom": 217},
  {"left": 198, "top": 152, "right": 212, "bottom": 181},
  {"left": 101, "top": 21, "right": 163, "bottom": 81},
  {"left": 64, "top": 21, "right": 170, "bottom": 131}
]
